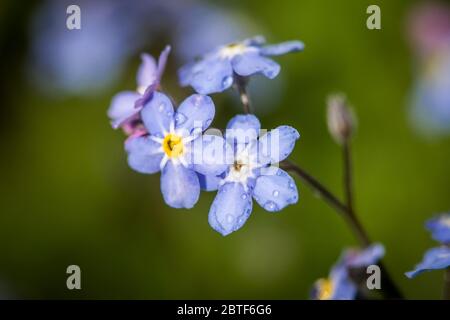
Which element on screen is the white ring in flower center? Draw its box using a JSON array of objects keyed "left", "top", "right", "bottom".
[{"left": 222, "top": 150, "right": 257, "bottom": 189}]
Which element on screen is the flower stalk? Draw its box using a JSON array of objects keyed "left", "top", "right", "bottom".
[
  {"left": 234, "top": 74, "right": 251, "bottom": 114},
  {"left": 238, "top": 83, "right": 403, "bottom": 299}
]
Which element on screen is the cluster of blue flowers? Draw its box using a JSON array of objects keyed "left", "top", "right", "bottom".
[{"left": 108, "top": 37, "right": 304, "bottom": 236}]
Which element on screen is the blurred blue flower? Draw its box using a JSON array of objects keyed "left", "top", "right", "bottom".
[
  {"left": 29, "top": 0, "right": 149, "bottom": 95},
  {"left": 405, "top": 246, "right": 450, "bottom": 279},
  {"left": 426, "top": 213, "right": 450, "bottom": 244},
  {"left": 311, "top": 244, "right": 385, "bottom": 300},
  {"left": 173, "top": 4, "right": 255, "bottom": 63},
  {"left": 125, "top": 92, "right": 225, "bottom": 209},
  {"left": 409, "top": 51, "right": 450, "bottom": 137},
  {"left": 407, "top": 2, "right": 450, "bottom": 137},
  {"left": 208, "top": 114, "right": 300, "bottom": 236},
  {"left": 178, "top": 36, "right": 304, "bottom": 94},
  {"left": 107, "top": 46, "right": 170, "bottom": 135}
]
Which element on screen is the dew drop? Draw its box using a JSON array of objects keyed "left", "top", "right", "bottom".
[
  {"left": 158, "top": 102, "right": 165, "bottom": 112},
  {"left": 175, "top": 113, "right": 187, "bottom": 126},
  {"left": 193, "top": 95, "right": 203, "bottom": 107},
  {"left": 264, "top": 201, "right": 278, "bottom": 211},
  {"left": 226, "top": 214, "right": 234, "bottom": 223},
  {"left": 272, "top": 190, "right": 280, "bottom": 197},
  {"left": 222, "top": 76, "right": 233, "bottom": 89},
  {"left": 241, "top": 194, "right": 248, "bottom": 200},
  {"left": 288, "top": 181, "right": 296, "bottom": 190}
]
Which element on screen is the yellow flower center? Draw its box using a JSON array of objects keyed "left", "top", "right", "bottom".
[
  {"left": 220, "top": 43, "right": 248, "bottom": 58},
  {"left": 162, "top": 134, "right": 184, "bottom": 158},
  {"left": 317, "top": 278, "right": 334, "bottom": 300}
]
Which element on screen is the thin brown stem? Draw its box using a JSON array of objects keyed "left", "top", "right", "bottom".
[
  {"left": 281, "top": 159, "right": 403, "bottom": 299},
  {"left": 281, "top": 160, "right": 348, "bottom": 215},
  {"left": 343, "top": 140, "right": 354, "bottom": 214},
  {"left": 341, "top": 140, "right": 403, "bottom": 299},
  {"left": 234, "top": 74, "right": 251, "bottom": 114},
  {"left": 281, "top": 159, "right": 370, "bottom": 246}
]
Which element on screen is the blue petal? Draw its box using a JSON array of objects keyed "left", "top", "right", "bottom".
[
  {"left": 178, "top": 61, "right": 196, "bottom": 87},
  {"left": 253, "top": 168, "right": 298, "bottom": 212},
  {"left": 189, "top": 56, "right": 234, "bottom": 94},
  {"left": 108, "top": 91, "right": 141, "bottom": 128},
  {"left": 310, "top": 264, "right": 356, "bottom": 300},
  {"left": 226, "top": 114, "right": 261, "bottom": 146},
  {"left": 231, "top": 51, "right": 280, "bottom": 79},
  {"left": 260, "top": 40, "right": 304, "bottom": 56},
  {"left": 160, "top": 161, "right": 200, "bottom": 209},
  {"left": 226, "top": 114, "right": 261, "bottom": 132},
  {"left": 344, "top": 244, "right": 385, "bottom": 268},
  {"left": 136, "top": 53, "right": 157, "bottom": 89},
  {"left": 329, "top": 265, "right": 357, "bottom": 300},
  {"left": 426, "top": 214, "right": 450, "bottom": 244},
  {"left": 208, "top": 182, "right": 253, "bottom": 236},
  {"left": 141, "top": 92, "right": 174, "bottom": 137},
  {"left": 405, "top": 246, "right": 450, "bottom": 278},
  {"left": 191, "top": 134, "right": 232, "bottom": 176},
  {"left": 156, "top": 45, "right": 171, "bottom": 80},
  {"left": 175, "top": 94, "right": 215, "bottom": 134},
  {"left": 125, "top": 136, "right": 163, "bottom": 174},
  {"left": 243, "top": 35, "right": 266, "bottom": 46},
  {"left": 197, "top": 173, "right": 221, "bottom": 191},
  {"left": 258, "top": 126, "right": 300, "bottom": 165}
]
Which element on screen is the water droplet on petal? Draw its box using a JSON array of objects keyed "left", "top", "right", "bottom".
[
  {"left": 222, "top": 76, "right": 233, "bottom": 89},
  {"left": 264, "top": 200, "right": 279, "bottom": 211},
  {"left": 158, "top": 103, "right": 165, "bottom": 112},
  {"left": 226, "top": 214, "right": 234, "bottom": 223},
  {"left": 193, "top": 95, "right": 203, "bottom": 107},
  {"left": 288, "top": 181, "right": 296, "bottom": 190},
  {"left": 272, "top": 190, "right": 280, "bottom": 197},
  {"left": 175, "top": 113, "right": 187, "bottom": 126},
  {"left": 241, "top": 194, "right": 248, "bottom": 200}
]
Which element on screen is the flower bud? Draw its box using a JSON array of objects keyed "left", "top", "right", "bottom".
[{"left": 327, "top": 94, "right": 355, "bottom": 144}]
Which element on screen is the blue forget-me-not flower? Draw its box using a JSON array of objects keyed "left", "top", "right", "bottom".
[
  {"left": 311, "top": 244, "right": 385, "bottom": 300},
  {"left": 178, "top": 36, "right": 304, "bottom": 95},
  {"left": 125, "top": 92, "right": 229, "bottom": 209},
  {"left": 108, "top": 46, "right": 171, "bottom": 135},
  {"left": 406, "top": 213, "right": 450, "bottom": 278},
  {"left": 207, "top": 114, "right": 300, "bottom": 236}
]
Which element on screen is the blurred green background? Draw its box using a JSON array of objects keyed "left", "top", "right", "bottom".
[{"left": 0, "top": 0, "right": 449, "bottom": 299}]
